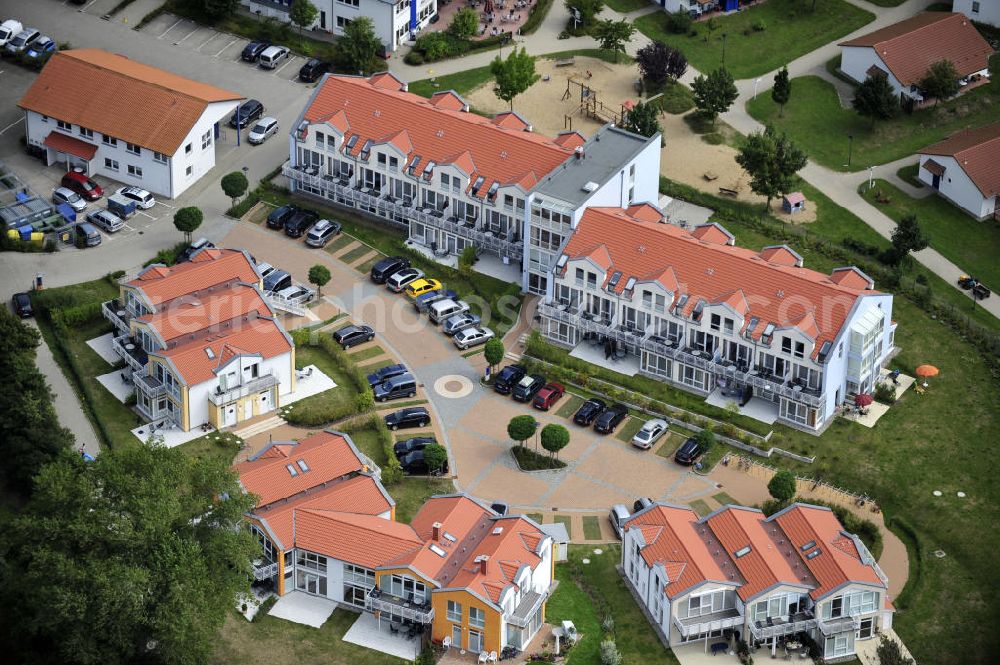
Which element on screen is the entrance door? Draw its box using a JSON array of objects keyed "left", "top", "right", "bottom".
[
  {"left": 931, "top": 174, "right": 940, "bottom": 189},
  {"left": 243, "top": 400, "right": 253, "bottom": 421},
  {"left": 260, "top": 390, "right": 272, "bottom": 413},
  {"left": 469, "top": 630, "right": 483, "bottom": 654},
  {"left": 320, "top": 11, "right": 326, "bottom": 29},
  {"left": 306, "top": 573, "right": 320, "bottom": 595},
  {"left": 223, "top": 405, "right": 237, "bottom": 427},
  {"left": 452, "top": 625, "right": 463, "bottom": 649}
]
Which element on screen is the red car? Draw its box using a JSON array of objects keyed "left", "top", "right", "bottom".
[
  {"left": 60, "top": 169, "right": 103, "bottom": 201},
  {"left": 532, "top": 383, "right": 565, "bottom": 411}
]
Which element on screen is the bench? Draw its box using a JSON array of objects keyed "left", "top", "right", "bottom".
[
  {"left": 555, "top": 57, "right": 575, "bottom": 67},
  {"left": 719, "top": 187, "right": 739, "bottom": 197}
]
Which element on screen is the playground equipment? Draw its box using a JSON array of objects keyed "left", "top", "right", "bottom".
[{"left": 561, "top": 77, "right": 628, "bottom": 125}]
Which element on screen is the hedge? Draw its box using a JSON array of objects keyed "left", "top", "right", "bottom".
[
  {"left": 283, "top": 330, "right": 374, "bottom": 427},
  {"left": 886, "top": 515, "right": 923, "bottom": 611},
  {"left": 340, "top": 414, "right": 404, "bottom": 485}
]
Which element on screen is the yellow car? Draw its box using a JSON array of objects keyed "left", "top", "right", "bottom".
[{"left": 405, "top": 278, "right": 442, "bottom": 299}]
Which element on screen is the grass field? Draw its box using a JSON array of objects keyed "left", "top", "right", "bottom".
[
  {"left": 614, "top": 416, "right": 644, "bottom": 443},
  {"left": 175, "top": 432, "right": 243, "bottom": 467},
  {"left": 556, "top": 395, "right": 585, "bottom": 419},
  {"left": 582, "top": 516, "right": 602, "bottom": 540},
  {"left": 712, "top": 491, "right": 739, "bottom": 506},
  {"left": 689, "top": 499, "right": 713, "bottom": 517},
  {"left": 324, "top": 234, "right": 356, "bottom": 254},
  {"left": 347, "top": 346, "right": 386, "bottom": 363},
  {"left": 554, "top": 514, "right": 574, "bottom": 539},
  {"left": 603, "top": 0, "right": 649, "bottom": 11},
  {"left": 862, "top": 179, "right": 1000, "bottom": 288},
  {"left": 635, "top": 0, "right": 873, "bottom": 79},
  {"left": 338, "top": 243, "right": 374, "bottom": 265},
  {"left": 896, "top": 163, "right": 923, "bottom": 188},
  {"left": 747, "top": 76, "right": 1000, "bottom": 171},
  {"left": 393, "top": 478, "right": 456, "bottom": 523},
  {"left": 289, "top": 346, "right": 357, "bottom": 419}
]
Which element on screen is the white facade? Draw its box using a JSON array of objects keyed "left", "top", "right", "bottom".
[
  {"left": 23, "top": 101, "right": 236, "bottom": 199},
  {"left": 241, "top": 0, "right": 437, "bottom": 52},
  {"left": 954, "top": 0, "right": 1000, "bottom": 27},
  {"left": 652, "top": 0, "right": 719, "bottom": 15},
  {"left": 917, "top": 154, "right": 998, "bottom": 220},
  {"left": 184, "top": 349, "right": 293, "bottom": 430},
  {"left": 839, "top": 46, "right": 909, "bottom": 97}
]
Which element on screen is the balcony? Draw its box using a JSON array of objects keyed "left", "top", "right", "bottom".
[
  {"left": 134, "top": 372, "right": 165, "bottom": 398},
  {"left": 538, "top": 302, "right": 824, "bottom": 408},
  {"left": 819, "top": 614, "right": 861, "bottom": 637},
  {"left": 283, "top": 164, "right": 523, "bottom": 260},
  {"left": 748, "top": 611, "right": 817, "bottom": 641},
  {"left": 508, "top": 589, "right": 548, "bottom": 628},
  {"left": 365, "top": 588, "right": 434, "bottom": 624},
  {"left": 112, "top": 334, "right": 148, "bottom": 373},
  {"left": 673, "top": 607, "right": 743, "bottom": 639},
  {"left": 102, "top": 299, "right": 131, "bottom": 335},
  {"left": 209, "top": 372, "right": 279, "bottom": 406},
  {"left": 252, "top": 559, "right": 278, "bottom": 581}
]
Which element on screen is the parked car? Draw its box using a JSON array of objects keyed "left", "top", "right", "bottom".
[
  {"left": 333, "top": 324, "right": 375, "bottom": 349},
  {"left": 24, "top": 35, "right": 54, "bottom": 59},
  {"left": 4, "top": 27, "right": 39, "bottom": 54},
  {"left": 52, "top": 186, "right": 86, "bottom": 212},
  {"left": 114, "top": 186, "right": 155, "bottom": 210},
  {"left": 61, "top": 169, "right": 102, "bottom": 201},
  {"left": 258, "top": 45, "right": 290, "bottom": 69},
  {"left": 452, "top": 326, "right": 494, "bottom": 350},
  {"left": 442, "top": 311, "right": 481, "bottom": 336},
  {"left": 594, "top": 403, "right": 628, "bottom": 434},
  {"left": 276, "top": 284, "right": 316, "bottom": 304},
  {"left": 298, "top": 58, "right": 330, "bottom": 82},
  {"left": 413, "top": 288, "right": 458, "bottom": 312},
  {"left": 633, "top": 497, "right": 654, "bottom": 513},
  {"left": 373, "top": 373, "right": 417, "bottom": 402},
  {"left": 609, "top": 504, "right": 630, "bottom": 540},
  {"left": 263, "top": 269, "right": 292, "bottom": 293},
  {"left": 632, "top": 419, "right": 668, "bottom": 450},
  {"left": 266, "top": 204, "right": 297, "bottom": 230},
  {"left": 255, "top": 261, "right": 276, "bottom": 280},
  {"left": 393, "top": 436, "right": 436, "bottom": 458},
  {"left": 248, "top": 116, "right": 279, "bottom": 145},
  {"left": 493, "top": 364, "right": 526, "bottom": 395},
  {"left": 384, "top": 406, "right": 430, "bottom": 431},
  {"left": 512, "top": 374, "right": 546, "bottom": 402},
  {"left": 399, "top": 449, "right": 448, "bottom": 476},
  {"left": 573, "top": 398, "right": 606, "bottom": 426},
  {"left": 0, "top": 20, "right": 24, "bottom": 48},
  {"left": 532, "top": 383, "right": 565, "bottom": 411},
  {"left": 405, "top": 278, "right": 442, "bottom": 300},
  {"left": 11, "top": 292, "right": 32, "bottom": 318},
  {"left": 305, "top": 218, "right": 341, "bottom": 247},
  {"left": 370, "top": 256, "right": 410, "bottom": 284},
  {"left": 74, "top": 222, "right": 101, "bottom": 247},
  {"left": 367, "top": 363, "right": 407, "bottom": 388},
  {"left": 85, "top": 209, "right": 124, "bottom": 233},
  {"left": 674, "top": 437, "right": 704, "bottom": 466},
  {"left": 490, "top": 502, "right": 510, "bottom": 517},
  {"left": 284, "top": 209, "right": 319, "bottom": 238},
  {"left": 177, "top": 237, "right": 214, "bottom": 262},
  {"left": 241, "top": 41, "right": 270, "bottom": 62},
  {"left": 428, "top": 299, "right": 469, "bottom": 324},
  {"left": 386, "top": 267, "right": 424, "bottom": 293},
  {"left": 228, "top": 99, "right": 264, "bottom": 129}
]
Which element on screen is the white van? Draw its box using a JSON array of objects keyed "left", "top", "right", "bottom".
[
  {"left": 429, "top": 299, "right": 470, "bottom": 324},
  {"left": 0, "top": 20, "right": 23, "bottom": 48},
  {"left": 258, "top": 45, "right": 290, "bottom": 70}
]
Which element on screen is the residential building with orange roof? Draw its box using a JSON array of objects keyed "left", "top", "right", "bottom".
[
  {"left": 622, "top": 502, "right": 891, "bottom": 662},
  {"left": 839, "top": 12, "right": 993, "bottom": 102},
  {"left": 916, "top": 120, "right": 1000, "bottom": 220},
  {"left": 101, "top": 247, "right": 295, "bottom": 432},
  {"left": 18, "top": 49, "right": 242, "bottom": 198},
  {"left": 282, "top": 72, "right": 660, "bottom": 281},
  {"left": 538, "top": 207, "right": 896, "bottom": 432}
]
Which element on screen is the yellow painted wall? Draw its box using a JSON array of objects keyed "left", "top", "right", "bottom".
[
  {"left": 277, "top": 549, "right": 286, "bottom": 596},
  {"left": 180, "top": 385, "right": 190, "bottom": 431},
  {"left": 430, "top": 589, "right": 502, "bottom": 654},
  {"left": 288, "top": 347, "right": 296, "bottom": 395},
  {"left": 208, "top": 403, "right": 220, "bottom": 428}
]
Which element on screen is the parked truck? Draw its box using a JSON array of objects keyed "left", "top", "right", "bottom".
[{"left": 107, "top": 193, "right": 136, "bottom": 220}]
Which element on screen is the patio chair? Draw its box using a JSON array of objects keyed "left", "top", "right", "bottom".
[
  {"left": 488, "top": 651, "right": 498, "bottom": 663},
  {"left": 478, "top": 651, "right": 489, "bottom": 664},
  {"left": 442, "top": 636, "right": 452, "bottom": 650}
]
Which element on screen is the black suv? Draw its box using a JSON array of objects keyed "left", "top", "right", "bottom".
[
  {"left": 573, "top": 398, "right": 606, "bottom": 426},
  {"left": 384, "top": 407, "right": 431, "bottom": 431},
  {"left": 333, "top": 325, "right": 375, "bottom": 349},
  {"left": 674, "top": 437, "right": 703, "bottom": 466},
  {"left": 512, "top": 374, "right": 546, "bottom": 402},
  {"left": 284, "top": 209, "right": 319, "bottom": 238},
  {"left": 298, "top": 58, "right": 330, "bottom": 82},
  {"left": 594, "top": 403, "right": 628, "bottom": 434},
  {"left": 371, "top": 256, "right": 411, "bottom": 284},
  {"left": 267, "top": 204, "right": 297, "bottom": 230},
  {"left": 493, "top": 364, "right": 527, "bottom": 395},
  {"left": 367, "top": 363, "right": 407, "bottom": 387},
  {"left": 241, "top": 41, "right": 270, "bottom": 62},
  {"left": 400, "top": 449, "right": 448, "bottom": 475},
  {"left": 393, "top": 436, "right": 436, "bottom": 458},
  {"left": 229, "top": 99, "right": 264, "bottom": 129},
  {"left": 11, "top": 292, "right": 32, "bottom": 318}
]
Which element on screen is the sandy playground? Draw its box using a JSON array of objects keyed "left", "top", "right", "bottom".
[{"left": 465, "top": 56, "right": 816, "bottom": 224}]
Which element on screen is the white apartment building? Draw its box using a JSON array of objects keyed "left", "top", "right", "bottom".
[
  {"left": 242, "top": 0, "right": 437, "bottom": 53},
  {"left": 538, "top": 206, "right": 896, "bottom": 433},
  {"left": 954, "top": 0, "right": 1000, "bottom": 27},
  {"left": 18, "top": 49, "right": 241, "bottom": 199},
  {"left": 623, "top": 503, "right": 892, "bottom": 662}
]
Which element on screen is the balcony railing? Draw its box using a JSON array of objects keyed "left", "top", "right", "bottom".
[
  {"left": 748, "top": 611, "right": 817, "bottom": 641},
  {"left": 252, "top": 560, "right": 279, "bottom": 581},
  {"left": 112, "top": 334, "right": 148, "bottom": 373},
  {"left": 365, "top": 588, "right": 435, "bottom": 623},
  {"left": 134, "top": 372, "right": 165, "bottom": 398},
  {"left": 673, "top": 608, "right": 743, "bottom": 639},
  {"left": 538, "top": 302, "right": 825, "bottom": 408},
  {"left": 284, "top": 164, "right": 523, "bottom": 260},
  {"left": 819, "top": 613, "right": 861, "bottom": 636},
  {"left": 508, "top": 589, "right": 548, "bottom": 628},
  {"left": 209, "top": 372, "right": 279, "bottom": 406},
  {"left": 101, "top": 299, "right": 132, "bottom": 334}
]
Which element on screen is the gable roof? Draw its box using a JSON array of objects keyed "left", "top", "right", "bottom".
[
  {"left": 136, "top": 283, "right": 271, "bottom": 343},
  {"left": 839, "top": 12, "right": 993, "bottom": 85},
  {"left": 447, "top": 517, "right": 547, "bottom": 604},
  {"left": 127, "top": 249, "right": 260, "bottom": 308},
  {"left": 919, "top": 121, "right": 1000, "bottom": 197},
  {"left": 19, "top": 49, "right": 241, "bottom": 156},
  {"left": 294, "top": 509, "right": 424, "bottom": 569}
]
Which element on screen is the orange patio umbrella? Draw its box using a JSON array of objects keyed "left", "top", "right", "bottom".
[{"left": 915, "top": 364, "right": 939, "bottom": 387}]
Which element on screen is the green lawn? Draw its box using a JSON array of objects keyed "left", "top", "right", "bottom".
[
  {"left": 288, "top": 345, "right": 357, "bottom": 420},
  {"left": 896, "top": 164, "right": 923, "bottom": 188},
  {"left": 582, "top": 516, "right": 602, "bottom": 540},
  {"left": 355, "top": 255, "right": 383, "bottom": 275},
  {"left": 862, "top": 179, "right": 1000, "bottom": 287},
  {"left": 747, "top": 76, "right": 1000, "bottom": 171},
  {"left": 323, "top": 233, "right": 356, "bottom": 254},
  {"left": 347, "top": 346, "right": 386, "bottom": 363},
  {"left": 556, "top": 394, "right": 585, "bottom": 419},
  {"left": 634, "top": 0, "right": 873, "bottom": 79},
  {"left": 712, "top": 491, "right": 739, "bottom": 506},
  {"left": 392, "top": 478, "right": 456, "bottom": 523},
  {"left": 614, "top": 416, "right": 644, "bottom": 443},
  {"left": 338, "top": 243, "right": 374, "bottom": 265},
  {"left": 689, "top": 499, "right": 713, "bottom": 517},
  {"left": 554, "top": 514, "right": 574, "bottom": 539},
  {"left": 603, "top": 0, "right": 649, "bottom": 11},
  {"left": 651, "top": 82, "right": 695, "bottom": 115},
  {"left": 409, "top": 65, "right": 494, "bottom": 98},
  {"left": 176, "top": 432, "right": 243, "bottom": 467}
]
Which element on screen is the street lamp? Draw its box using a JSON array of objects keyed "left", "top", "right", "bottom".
[
  {"left": 721, "top": 33, "right": 727, "bottom": 69},
  {"left": 753, "top": 77, "right": 762, "bottom": 99},
  {"left": 846, "top": 134, "right": 854, "bottom": 168},
  {"left": 868, "top": 165, "right": 875, "bottom": 191}
]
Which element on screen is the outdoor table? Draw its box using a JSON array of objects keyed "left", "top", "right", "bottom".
[
  {"left": 125, "top": 343, "right": 135, "bottom": 351},
  {"left": 117, "top": 310, "right": 126, "bottom": 317}
]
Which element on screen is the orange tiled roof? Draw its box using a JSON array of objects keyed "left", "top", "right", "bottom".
[
  {"left": 43, "top": 131, "right": 98, "bottom": 160},
  {"left": 920, "top": 121, "right": 1000, "bottom": 197},
  {"left": 770, "top": 504, "right": 884, "bottom": 599},
  {"left": 236, "top": 432, "right": 368, "bottom": 507},
  {"left": 839, "top": 13, "right": 993, "bottom": 85},
  {"left": 294, "top": 509, "right": 423, "bottom": 569},
  {"left": 19, "top": 49, "right": 241, "bottom": 156},
  {"left": 561, "top": 208, "right": 877, "bottom": 357},
  {"left": 129, "top": 249, "right": 259, "bottom": 308},
  {"left": 302, "top": 74, "right": 573, "bottom": 198},
  {"left": 446, "top": 517, "right": 546, "bottom": 603},
  {"left": 136, "top": 284, "right": 271, "bottom": 343}
]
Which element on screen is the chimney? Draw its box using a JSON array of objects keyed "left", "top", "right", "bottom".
[
  {"left": 479, "top": 555, "right": 489, "bottom": 575},
  {"left": 432, "top": 522, "right": 442, "bottom": 541},
  {"left": 575, "top": 146, "right": 584, "bottom": 160}
]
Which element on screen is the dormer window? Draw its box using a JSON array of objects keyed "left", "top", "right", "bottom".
[
  {"left": 745, "top": 316, "right": 759, "bottom": 339},
  {"left": 673, "top": 294, "right": 689, "bottom": 314},
  {"left": 422, "top": 160, "right": 436, "bottom": 181},
  {"left": 408, "top": 155, "right": 422, "bottom": 175},
  {"left": 359, "top": 139, "right": 372, "bottom": 160},
  {"left": 762, "top": 323, "right": 776, "bottom": 343},
  {"left": 486, "top": 182, "right": 500, "bottom": 200},
  {"left": 345, "top": 135, "right": 359, "bottom": 152},
  {"left": 623, "top": 277, "right": 637, "bottom": 297},
  {"left": 691, "top": 299, "right": 705, "bottom": 321},
  {"left": 606, "top": 271, "right": 622, "bottom": 292}
]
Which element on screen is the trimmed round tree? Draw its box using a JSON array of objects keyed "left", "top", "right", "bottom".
[
  {"left": 507, "top": 415, "right": 537, "bottom": 450},
  {"left": 768, "top": 470, "right": 797, "bottom": 503},
  {"left": 422, "top": 444, "right": 448, "bottom": 477},
  {"left": 484, "top": 338, "right": 505, "bottom": 373},
  {"left": 540, "top": 424, "right": 570, "bottom": 459},
  {"left": 308, "top": 264, "right": 331, "bottom": 297},
  {"left": 173, "top": 206, "right": 203, "bottom": 243},
  {"left": 220, "top": 171, "right": 249, "bottom": 209}
]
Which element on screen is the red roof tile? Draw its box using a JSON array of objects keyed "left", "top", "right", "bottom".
[
  {"left": 136, "top": 284, "right": 271, "bottom": 343},
  {"left": 554, "top": 131, "right": 587, "bottom": 150},
  {"left": 447, "top": 517, "right": 546, "bottom": 604},
  {"left": 759, "top": 245, "right": 803, "bottom": 267},
  {"left": 295, "top": 509, "right": 423, "bottom": 569},
  {"left": 157, "top": 316, "right": 290, "bottom": 385},
  {"left": 430, "top": 90, "right": 468, "bottom": 111},
  {"left": 129, "top": 249, "right": 259, "bottom": 308},
  {"left": 840, "top": 13, "right": 993, "bottom": 85},
  {"left": 920, "top": 120, "right": 1000, "bottom": 197}
]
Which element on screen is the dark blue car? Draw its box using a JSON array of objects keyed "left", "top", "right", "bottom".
[{"left": 25, "top": 36, "right": 55, "bottom": 59}]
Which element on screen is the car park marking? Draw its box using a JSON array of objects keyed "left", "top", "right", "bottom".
[
  {"left": 273, "top": 56, "right": 297, "bottom": 76},
  {"left": 154, "top": 200, "right": 175, "bottom": 210},
  {"left": 81, "top": 0, "right": 101, "bottom": 11},
  {"left": 136, "top": 210, "right": 156, "bottom": 220},
  {"left": 173, "top": 25, "right": 200, "bottom": 45},
  {"left": 215, "top": 38, "right": 238, "bottom": 58},
  {"left": 196, "top": 31, "right": 219, "bottom": 51},
  {"left": 158, "top": 18, "right": 183, "bottom": 39},
  {"left": 0, "top": 118, "right": 24, "bottom": 136}
]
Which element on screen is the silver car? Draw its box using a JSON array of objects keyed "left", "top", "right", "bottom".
[
  {"left": 452, "top": 326, "right": 494, "bottom": 350},
  {"left": 86, "top": 210, "right": 124, "bottom": 233},
  {"left": 52, "top": 186, "right": 87, "bottom": 212},
  {"left": 248, "top": 116, "right": 279, "bottom": 145},
  {"left": 632, "top": 418, "right": 668, "bottom": 450},
  {"left": 609, "top": 504, "right": 630, "bottom": 540},
  {"left": 115, "top": 186, "right": 155, "bottom": 209},
  {"left": 277, "top": 284, "right": 316, "bottom": 304},
  {"left": 442, "top": 311, "right": 481, "bottom": 336}
]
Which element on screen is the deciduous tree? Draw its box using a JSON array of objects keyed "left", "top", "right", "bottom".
[
  {"left": 449, "top": 7, "right": 479, "bottom": 39},
  {"left": 735, "top": 125, "right": 808, "bottom": 211},
  {"left": 173, "top": 206, "right": 203, "bottom": 243},
  {"left": 220, "top": 171, "right": 249, "bottom": 208},
  {"left": 695, "top": 428, "right": 716, "bottom": 456},
  {"left": 484, "top": 338, "right": 505, "bottom": 372},
  {"left": 918, "top": 59, "right": 960, "bottom": 105},
  {"left": 852, "top": 74, "right": 900, "bottom": 127},
  {"left": 340, "top": 16, "right": 380, "bottom": 74},
  {"left": 565, "top": 0, "right": 604, "bottom": 29},
  {"left": 636, "top": 41, "right": 687, "bottom": 86},
  {"left": 201, "top": 0, "right": 239, "bottom": 20},
  {"left": 308, "top": 264, "right": 331, "bottom": 297},
  {"left": 875, "top": 634, "right": 915, "bottom": 665},
  {"left": 623, "top": 101, "right": 662, "bottom": 139},
  {"left": 887, "top": 213, "right": 928, "bottom": 266},
  {"left": 491, "top": 47, "right": 540, "bottom": 111},
  {"left": 289, "top": 0, "right": 318, "bottom": 34},
  {"left": 768, "top": 469, "right": 798, "bottom": 503},
  {"left": 593, "top": 19, "right": 635, "bottom": 63},
  {"left": 691, "top": 67, "right": 738, "bottom": 126},
  {"left": 540, "top": 424, "right": 570, "bottom": 459},
  {"left": 507, "top": 414, "right": 537, "bottom": 449},
  {"left": 423, "top": 444, "right": 448, "bottom": 476},
  {"left": 771, "top": 66, "right": 791, "bottom": 117}
]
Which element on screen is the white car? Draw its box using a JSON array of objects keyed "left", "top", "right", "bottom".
[
  {"left": 452, "top": 326, "right": 495, "bottom": 350},
  {"left": 86, "top": 209, "right": 124, "bottom": 233},
  {"left": 52, "top": 186, "right": 87, "bottom": 212},
  {"left": 115, "top": 186, "right": 155, "bottom": 209},
  {"left": 248, "top": 116, "right": 279, "bottom": 145},
  {"left": 277, "top": 284, "right": 316, "bottom": 304},
  {"left": 632, "top": 418, "right": 668, "bottom": 450}
]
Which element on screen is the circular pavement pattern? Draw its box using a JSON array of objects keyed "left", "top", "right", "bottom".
[{"left": 433, "top": 374, "right": 474, "bottom": 399}]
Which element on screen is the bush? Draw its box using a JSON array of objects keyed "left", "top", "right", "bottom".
[
  {"left": 511, "top": 445, "right": 567, "bottom": 470},
  {"left": 600, "top": 639, "right": 622, "bottom": 665},
  {"left": 873, "top": 382, "right": 896, "bottom": 404},
  {"left": 752, "top": 19, "right": 767, "bottom": 32},
  {"left": 666, "top": 9, "right": 692, "bottom": 34},
  {"left": 522, "top": 0, "right": 554, "bottom": 35}
]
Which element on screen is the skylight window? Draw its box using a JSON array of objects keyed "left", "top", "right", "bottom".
[
  {"left": 408, "top": 155, "right": 422, "bottom": 174},
  {"left": 346, "top": 135, "right": 359, "bottom": 151},
  {"left": 492, "top": 527, "right": 504, "bottom": 535},
  {"left": 800, "top": 540, "right": 817, "bottom": 551},
  {"left": 205, "top": 348, "right": 215, "bottom": 359},
  {"left": 296, "top": 460, "right": 310, "bottom": 473},
  {"left": 443, "top": 532, "right": 457, "bottom": 542},
  {"left": 285, "top": 464, "right": 299, "bottom": 477},
  {"left": 607, "top": 271, "right": 622, "bottom": 292},
  {"left": 430, "top": 544, "right": 447, "bottom": 557},
  {"left": 734, "top": 546, "right": 752, "bottom": 558},
  {"left": 806, "top": 548, "right": 822, "bottom": 560}
]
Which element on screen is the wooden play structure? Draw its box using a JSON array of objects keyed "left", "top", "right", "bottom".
[{"left": 561, "top": 77, "right": 627, "bottom": 125}]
